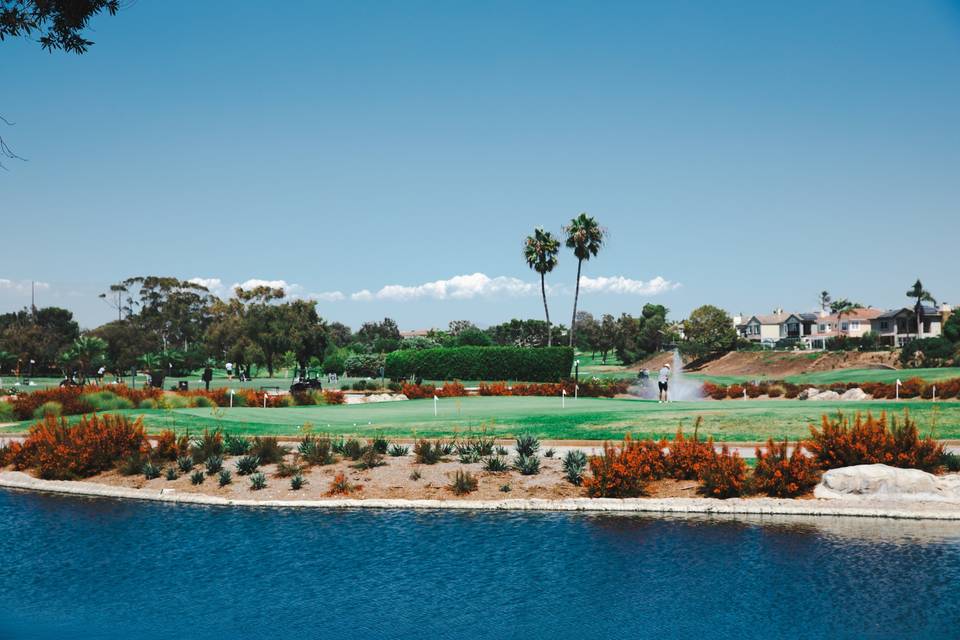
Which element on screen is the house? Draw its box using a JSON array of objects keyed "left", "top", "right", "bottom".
[
  {"left": 806, "top": 308, "right": 884, "bottom": 349},
  {"left": 869, "top": 304, "right": 952, "bottom": 346},
  {"left": 738, "top": 309, "right": 816, "bottom": 345},
  {"left": 399, "top": 329, "right": 433, "bottom": 339}
]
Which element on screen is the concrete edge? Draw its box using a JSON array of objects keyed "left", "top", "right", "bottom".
[{"left": 3, "top": 472, "right": 960, "bottom": 520}]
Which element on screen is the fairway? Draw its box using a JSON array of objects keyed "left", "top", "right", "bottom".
[{"left": 36, "top": 396, "right": 960, "bottom": 442}]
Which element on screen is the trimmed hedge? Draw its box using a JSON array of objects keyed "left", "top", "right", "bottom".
[{"left": 385, "top": 346, "right": 574, "bottom": 382}]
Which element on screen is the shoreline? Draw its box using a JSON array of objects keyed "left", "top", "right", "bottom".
[{"left": 4, "top": 471, "right": 960, "bottom": 521}]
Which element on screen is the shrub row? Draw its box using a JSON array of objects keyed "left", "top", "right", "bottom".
[
  {"left": 702, "top": 377, "right": 960, "bottom": 401},
  {"left": 385, "top": 346, "right": 574, "bottom": 383}
]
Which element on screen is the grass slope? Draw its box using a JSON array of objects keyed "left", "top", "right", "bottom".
[
  {"left": 689, "top": 367, "right": 960, "bottom": 386},
  {"left": 12, "top": 396, "right": 957, "bottom": 443}
]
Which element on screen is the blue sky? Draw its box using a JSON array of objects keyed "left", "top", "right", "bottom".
[{"left": 2, "top": 0, "right": 959, "bottom": 330}]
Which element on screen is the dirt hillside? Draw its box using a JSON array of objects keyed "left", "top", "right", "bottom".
[{"left": 636, "top": 350, "right": 899, "bottom": 378}]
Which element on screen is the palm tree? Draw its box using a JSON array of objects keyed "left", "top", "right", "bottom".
[
  {"left": 523, "top": 228, "right": 560, "bottom": 346},
  {"left": 906, "top": 279, "right": 936, "bottom": 339},
  {"left": 819, "top": 291, "right": 831, "bottom": 314},
  {"left": 63, "top": 336, "right": 107, "bottom": 383},
  {"left": 564, "top": 213, "right": 605, "bottom": 347},
  {"left": 829, "top": 299, "right": 863, "bottom": 338}
]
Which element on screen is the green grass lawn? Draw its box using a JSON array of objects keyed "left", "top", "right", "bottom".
[
  {"left": 10, "top": 396, "right": 957, "bottom": 443},
  {"left": 688, "top": 367, "right": 960, "bottom": 386}
]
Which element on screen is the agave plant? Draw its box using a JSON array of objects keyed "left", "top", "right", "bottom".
[
  {"left": 356, "top": 447, "right": 384, "bottom": 470},
  {"left": 205, "top": 455, "right": 223, "bottom": 475},
  {"left": 290, "top": 474, "right": 307, "bottom": 491},
  {"left": 142, "top": 461, "right": 161, "bottom": 480},
  {"left": 562, "top": 450, "right": 588, "bottom": 486},
  {"left": 299, "top": 435, "right": 334, "bottom": 466},
  {"left": 371, "top": 433, "right": 389, "bottom": 454},
  {"left": 450, "top": 469, "right": 478, "bottom": 495},
  {"left": 218, "top": 469, "right": 233, "bottom": 487},
  {"left": 409, "top": 469, "right": 422, "bottom": 481},
  {"left": 544, "top": 447, "right": 556, "bottom": 458},
  {"left": 514, "top": 453, "right": 541, "bottom": 476},
  {"left": 494, "top": 445, "right": 508, "bottom": 457},
  {"left": 343, "top": 438, "right": 365, "bottom": 461},
  {"left": 249, "top": 472, "right": 267, "bottom": 491},
  {"left": 190, "top": 428, "right": 224, "bottom": 463},
  {"left": 459, "top": 449, "right": 482, "bottom": 464},
  {"left": 235, "top": 455, "right": 260, "bottom": 476},
  {"left": 176, "top": 455, "right": 194, "bottom": 473},
  {"left": 388, "top": 443, "right": 409, "bottom": 457},
  {"left": 515, "top": 433, "right": 540, "bottom": 458},
  {"left": 190, "top": 470, "right": 205, "bottom": 485},
  {"left": 165, "top": 467, "right": 177, "bottom": 481},
  {"left": 483, "top": 455, "right": 508, "bottom": 473},
  {"left": 224, "top": 433, "right": 252, "bottom": 456}
]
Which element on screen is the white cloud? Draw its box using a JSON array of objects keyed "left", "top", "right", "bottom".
[
  {"left": 187, "top": 277, "right": 225, "bottom": 294},
  {"left": 308, "top": 291, "right": 346, "bottom": 302},
  {"left": 366, "top": 273, "right": 536, "bottom": 301},
  {"left": 351, "top": 289, "right": 374, "bottom": 302},
  {"left": 0, "top": 279, "right": 49, "bottom": 292},
  {"left": 577, "top": 275, "right": 680, "bottom": 295}
]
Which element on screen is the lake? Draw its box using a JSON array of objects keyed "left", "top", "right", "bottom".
[{"left": 1, "top": 489, "right": 959, "bottom": 639}]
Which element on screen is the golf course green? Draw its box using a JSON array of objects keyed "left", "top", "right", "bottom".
[{"left": 16, "top": 396, "right": 956, "bottom": 442}]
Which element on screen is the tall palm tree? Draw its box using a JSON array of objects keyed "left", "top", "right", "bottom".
[
  {"left": 829, "top": 299, "right": 863, "bottom": 338},
  {"left": 523, "top": 228, "right": 560, "bottom": 346},
  {"left": 819, "top": 291, "right": 831, "bottom": 314},
  {"left": 564, "top": 213, "right": 605, "bottom": 347},
  {"left": 906, "top": 279, "right": 936, "bottom": 339},
  {"left": 63, "top": 336, "right": 107, "bottom": 383}
]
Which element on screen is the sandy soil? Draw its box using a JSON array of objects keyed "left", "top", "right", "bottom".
[
  {"left": 4, "top": 450, "right": 721, "bottom": 502},
  {"left": 634, "top": 350, "right": 900, "bottom": 378}
]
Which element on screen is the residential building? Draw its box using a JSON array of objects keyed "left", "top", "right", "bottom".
[
  {"left": 869, "top": 304, "right": 952, "bottom": 346},
  {"left": 738, "top": 309, "right": 816, "bottom": 345},
  {"left": 807, "top": 308, "right": 884, "bottom": 349}
]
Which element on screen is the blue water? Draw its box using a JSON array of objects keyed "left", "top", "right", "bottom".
[{"left": 2, "top": 490, "right": 960, "bottom": 639}]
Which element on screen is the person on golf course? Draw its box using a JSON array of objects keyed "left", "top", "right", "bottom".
[{"left": 658, "top": 363, "right": 671, "bottom": 402}]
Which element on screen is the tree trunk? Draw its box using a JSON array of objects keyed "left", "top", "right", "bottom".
[
  {"left": 569, "top": 260, "right": 583, "bottom": 347},
  {"left": 915, "top": 301, "right": 923, "bottom": 339},
  {"left": 541, "top": 272, "right": 552, "bottom": 347}
]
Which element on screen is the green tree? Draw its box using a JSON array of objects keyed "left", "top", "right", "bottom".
[
  {"left": 88, "top": 320, "right": 156, "bottom": 374},
  {"left": 829, "top": 299, "right": 863, "bottom": 337},
  {"left": 943, "top": 312, "right": 960, "bottom": 344},
  {"left": 906, "top": 279, "right": 936, "bottom": 339},
  {"left": 0, "top": 349, "right": 15, "bottom": 373},
  {"left": 563, "top": 213, "right": 605, "bottom": 347},
  {"left": 59, "top": 336, "right": 107, "bottom": 382},
  {"left": 597, "top": 314, "right": 617, "bottom": 363},
  {"left": 0, "top": 306, "right": 80, "bottom": 372},
  {"left": 574, "top": 311, "right": 600, "bottom": 356},
  {"left": 680, "top": 305, "right": 737, "bottom": 358},
  {"left": 523, "top": 227, "right": 560, "bottom": 346}
]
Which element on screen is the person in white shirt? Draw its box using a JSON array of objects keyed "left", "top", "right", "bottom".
[{"left": 658, "top": 364, "right": 671, "bottom": 403}]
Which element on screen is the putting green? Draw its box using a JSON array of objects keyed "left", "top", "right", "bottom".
[{"left": 34, "top": 396, "right": 960, "bottom": 442}]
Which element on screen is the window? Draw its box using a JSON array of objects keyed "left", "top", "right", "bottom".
[
  {"left": 841, "top": 322, "right": 849, "bottom": 331},
  {"left": 880, "top": 320, "right": 889, "bottom": 331},
  {"left": 818, "top": 323, "right": 828, "bottom": 332},
  {"left": 850, "top": 321, "right": 860, "bottom": 330}
]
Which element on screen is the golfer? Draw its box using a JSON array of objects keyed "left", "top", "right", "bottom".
[{"left": 658, "top": 363, "right": 671, "bottom": 402}]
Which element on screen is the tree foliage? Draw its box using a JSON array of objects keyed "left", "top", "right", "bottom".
[{"left": 680, "top": 305, "right": 737, "bottom": 358}]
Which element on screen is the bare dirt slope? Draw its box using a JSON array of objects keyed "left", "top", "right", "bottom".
[{"left": 636, "top": 350, "right": 899, "bottom": 378}]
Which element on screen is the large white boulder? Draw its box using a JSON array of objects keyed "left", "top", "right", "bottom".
[
  {"left": 813, "top": 390, "right": 841, "bottom": 401},
  {"left": 798, "top": 387, "right": 820, "bottom": 400},
  {"left": 840, "top": 387, "right": 868, "bottom": 401},
  {"left": 815, "top": 464, "right": 960, "bottom": 501}
]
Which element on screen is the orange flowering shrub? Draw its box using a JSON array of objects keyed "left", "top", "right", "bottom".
[
  {"left": 726, "top": 384, "right": 744, "bottom": 399},
  {"left": 323, "top": 390, "right": 345, "bottom": 405},
  {"left": 435, "top": 381, "right": 467, "bottom": 397},
  {"left": 583, "top": 434, "right": 666, "bottom": 498},
  {"left": 698, "top": 445, "right": 747, "bottom": 498},
  {"left": 153, "top": 429, "right": 182, "bottom": 460},
  {"left": 401, "top": 383, "right": 436, "bottom": 399},
  {"left": 753, "top": 439, "right": 819, "bottom": 497},
  {"left": 12, "top": 386, "right": 93, "bottom": 420},
  {"left": 806, "top": 411, "right": 943, "bottom": 472},
  {"left": 13, "top": 413, "right": 149, "bottom": 480},
  {"left": 666, "top": 421, "right": 714, "bottom": 480},
  {"left": 327, "top": 471, "right": 361, "bottom": 495},
  {"left": 479, "top": 382, "right": 511, "bottom": 396},
  {"left": 745, "top": 383, "right": 762, "bottom": 398},
  {"left": 899, "top": 377, "right": 924, "bottom": 399}
]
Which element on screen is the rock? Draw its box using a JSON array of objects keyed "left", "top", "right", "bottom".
[
  {"left": 840, "top": 388, "right": 868, "bottom": 401},
  {"left": 798, "top": 388, "right": 820, "bottom": 400},
  {"left": 813, "top": 390, "right": 841, "bottom": 401},
  {"left": 815, "top": 464, "right": 960, "bottom": 501}
]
